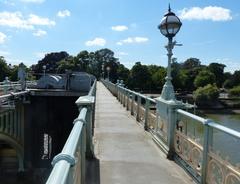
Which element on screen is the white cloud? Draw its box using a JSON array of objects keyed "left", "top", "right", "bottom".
[
  {"left": 0, "top": 32, "right": 7, "bottom": 44},
  {"left": 28, "top": 14, "right": 55, "bottom": 26},
  {"left": 179, "top": 6, "right": 232, "bottom": 21},
  {"left": 135, "top": 37, "right": 149, "bottom": 43},
  {"left": 0, "top": 11, "right": 55, "bottom": 30},
  {"left": 1, "top": 0, "right": 15, "bottom": 6},
  {"left": 0, "top": 50, "right": 10, "bottom": 56},
  {"left": 33, "top": 29, "right": 47, "bottom": 37},
  {"left": 0, "top": 11, "right": 34, "bottom": 29},
  {"left": 111, "top": 25, "right": 128, "bottom": 31},
  {"left": 35, "top": 52, "right": 45, "bottom": 58},
  {"left": 117, "top": 37, "right": 149, "bottom": 45},
  {"left": 85, "top": 38, "right": 106, "bottom": 47},
  {"left": 57, "top": 10, "right": 71, "bottom": 18},
  {"left": 20, "top": 0, "right": 45, "bottom": 3},
  {"left": 117, "top": 52, "right": 128, "bottom": 56}
]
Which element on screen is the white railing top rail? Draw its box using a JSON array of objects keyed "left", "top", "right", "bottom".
[
  {"left": 88, "top": 80, "right": 96, "bottom": 96},
  {"left": 46, "top": 108, "right": 87, "bottom": 184},
  {"left": 46, "top": 79, "right": 96, "bottom": 184},
  {"left": 105, "top": 80, "right": 156, "bottom": 103},
  {"left": 177, "top": 108, "right": 240, "bottom": 139},
  {"left": 0, "top": 90, "right": 30, "bottom": 100}
]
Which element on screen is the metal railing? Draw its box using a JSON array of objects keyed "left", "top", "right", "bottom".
[
  {"left": 46, "top": 80, "right": 96, "bottom": 184},
  {"left": 102, "top": 80, "right": 240, "bottom": 184},
  {"left": 0, "top": 80, "right": 37, "bottom": 95}
]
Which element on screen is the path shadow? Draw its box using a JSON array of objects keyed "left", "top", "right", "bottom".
[{"left": 86, "top": 157, "right": 100, "bottom": 184}]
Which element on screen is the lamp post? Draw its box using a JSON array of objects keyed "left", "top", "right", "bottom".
[
  {"left": 158, "top": 5, "right": 182, "bottom": 101},
  {"left": 106, "top": 66, "right": 110, "bottom": 81},
  {"left": 43, "top": 65, "right": 46, "bottom": 77},
  {"left": 102, "top": 63, "right": 104, "bottom": 79}
]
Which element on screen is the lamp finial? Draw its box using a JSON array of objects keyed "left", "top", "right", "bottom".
[{"left": 168, "top": 3, "right": 171, "bottom": 12}]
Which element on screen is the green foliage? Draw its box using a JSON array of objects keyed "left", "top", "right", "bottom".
[
  {"left": 182, "top": 58, "right": 201, "bottom": 69},
  {"left": 193, "top": 84, "right": 219, "bottom": 104},
  {"left": 194, "top": 70, "right": 216, "bottom": 88},
  {"left": 229, "top": 86, "right": 240, "bottom": 97},
  {"left": 208, "top": 63, "right": 226, "bottom": 87},
  {"left": 223, "top": 79, "right": 234, "bottom": 89},
  {"left": 151, "top": 67, "right": 166, "bottom": 91},
  {"left": 127, "top": 62, "right": 151, "bottom": 90},
  {"left": 0, "top": 56, "right": 10, "bottom": 81}
]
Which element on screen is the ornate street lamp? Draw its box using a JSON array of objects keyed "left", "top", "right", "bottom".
[
  {"left": 102, "top": 63, "right": 105, "bottom": 79},
  {"left": 158, "top": 5, "right": 182, "bottom": 100},
  {"left": 43, "top": 65, "right": 46, "bottom": 77}
]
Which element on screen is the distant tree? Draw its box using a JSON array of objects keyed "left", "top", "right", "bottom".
[
  {"left": 171, "top": 60, "right": 183, "bottom": 90},
  {"left": 229, "top": 85, "right": 240, "bottom": 97},
  {"left": 194, "top": 70, "right": 216, "bottom": 88},
  {"left": 208, "top": 63, "right": 226, "bottom": 87},
  {"left": 151, "top": 67, "right": 166, "bottom": 92},
  {"left": 193, "top": 84, "right": 219, "bottom": 105},
  {"left": 182, "top": 58, "right": 201, "bottom": 69},
  {"left": 116, "top": 64, "right": 130, "bottom": 83},
  {"left": 232, "top": 70, "right": 240, "bottom": 86},
  {"left": 0, "top": 56, "right": 10, "bottom": 81},
  {"left": 127, "top": 62, "right": 151, "bottom": 91},
  {"left": 33, "top": 51, "right": 69, "bottom": 74}
]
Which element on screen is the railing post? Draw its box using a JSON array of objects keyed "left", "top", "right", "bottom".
[
  {"left": 121, "top": 88, "right": 124, "bottom": 104},
  {"left": 156, "top": 98, "right": 185, "bottom": 159},
  {"left": 123, "top": 89, "right": 126, "bottom": 107},
  {"left": 126, "top": 91, "right": 129, "bottom": 111},
  {"left": 131, "top": 93, "right": 135, "bottom": 115},
  {"left": 136, "top": 94, "right": 141, "bottom": 121},
  {"left": 201, "top": 120, "right": 211, "bottom": 184},
  {"left": 144, "top": 98, "right": 150, "bottom": 130},
  {"left": 75, "top": 96, "right": 95, "bottom": 159}
]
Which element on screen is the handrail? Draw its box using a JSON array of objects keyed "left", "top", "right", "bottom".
[
  {"left": 102, "top": 79, "right": 240, "bottom": 184},
  {"left": 46, "top": 108, "right": 87, "bottom": 184},
  {"left": 46, "top": 78, "right": 96, "bottom": 184},
  {"left": 0, "top": 90, "right": 30, "bottom": 100},
  {"left": 88, "top": 80, "right": 96, "bottom": 96},
  {"left": 208, "top": 121, "right": 240, "bottom": 139},
  {"left": 176, "top": 109, "right": 206, "bottom": 124}
]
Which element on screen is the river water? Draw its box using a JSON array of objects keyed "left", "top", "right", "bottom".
[
  {"left": 200, "top": 110, "right": 240, "bottom": 165},
  {"left": 203, "top": 110, "right": 240, "bottom": 131}
]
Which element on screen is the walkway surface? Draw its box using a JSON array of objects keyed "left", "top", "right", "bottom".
[{"left": 87, "top": 82, "right": 195, "bottom": 184}]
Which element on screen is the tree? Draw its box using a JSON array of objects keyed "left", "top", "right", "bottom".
[
  {"left": 33, "top": 51, "right": 69, "bottom": 74},
  {"left": 229, "top": 86, "right": 240, "bottom": 97},
  {"left": 232, "top": 70, "right": 240, "bottom": 87},
  {"left": 194, "top": 70, "right": 216, "bottom": 88},
  {"left": 193, "top": 84, "right": 219, "bottom": 105},
  {"left": 116, "top": 64, "right": 130, "bottom": 83},
  {"left": 127, "top": 62, "right": 151, "bottom": 91},
  {"left": 208, "top": 63, "right": 226, "bottom": 87},
  {"left": 0, "top": 56, "right": 10, "bottom": 81},
  {"left": 182, "top": 58, "right": 201, "bottom": 69},
  {"left": 151, "top": 67, "right": 166, "bottom": 92}
]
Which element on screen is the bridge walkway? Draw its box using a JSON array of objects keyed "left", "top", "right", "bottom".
[{"left": 87, "top": 82, "right": 194, "bottom": 184}]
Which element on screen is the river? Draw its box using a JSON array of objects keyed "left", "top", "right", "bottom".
[{"left": 200, "top": 110, "right": 240, "bottom": 165}]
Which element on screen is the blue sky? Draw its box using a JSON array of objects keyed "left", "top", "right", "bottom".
[{"left": 0, "top": 0, "right": 239, "bottom": 72}]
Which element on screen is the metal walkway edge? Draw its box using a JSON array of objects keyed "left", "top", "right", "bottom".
[{"left": 87, "top": 82, "right": 195, "bottom": 184}]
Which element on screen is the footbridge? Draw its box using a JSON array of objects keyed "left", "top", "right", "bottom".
[
  {"left": 46, "top": 80, "right": 240, "bottom": 184},
  {"left": 0, "top": 79, "right": 239, "bottom": 184}
]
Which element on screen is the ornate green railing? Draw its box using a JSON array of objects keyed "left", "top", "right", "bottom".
[
  {"left": 102, "top": 79, "right": 240, "bottom": 184},
  {"left": 46, "top": 80, "right": 96, "bottom": 184}
]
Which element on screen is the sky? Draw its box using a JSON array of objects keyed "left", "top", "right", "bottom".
[{"left": 0, "top": 0, "right": 240, "bottom": 72}]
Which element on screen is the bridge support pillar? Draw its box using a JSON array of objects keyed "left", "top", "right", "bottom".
[{"left": 76, "top": 95, "right": 95, "bottom": 159}]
